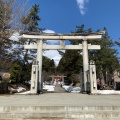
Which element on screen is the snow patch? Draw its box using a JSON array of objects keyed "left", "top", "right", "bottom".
[
  {"left": 97, "top": 90, "right": 120, "bottom": 94},
  {"left": 43, "top": 85, "right": 55, "bottom": 92}
]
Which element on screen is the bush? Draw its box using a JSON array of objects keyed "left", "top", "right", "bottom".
[
  {"left": 0, "top": 82, "right": 9, "bottom": 94},
  {"left": 2, "top": 78, "right": 10, "bottom": 83}
]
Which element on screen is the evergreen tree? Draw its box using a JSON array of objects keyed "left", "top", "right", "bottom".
[
  {"left": 71, "top": 24, "right": 86, "bottom": 45},
  {"left": 71, "top": 25, "right": 120, "bottom": 85},
  {"left": 21, "top": 4, "right": 42, "bottom": 32},
  {"left": 90, "top": 27, "right": 120, "bottom": 85},
  {"left": 57, "top": 50, "right": 82, "bottom": 83},
  {"left": 10, "top": 61, "right": 32, "bottom": 83},
  {"left": 42, "top": 56, "right": 55, "bottom": 73},
  {"left": 10, "top": 4, "right": 42, "bottom": 83},
  {"left": 14, "top": 4, "right": 42, "bottom": 62},
  {"left": 57, "top": 25, "right": 120, "bottom": 86},
  {"left": 20, "top": 4, "right": 42, "bottom": 63}
]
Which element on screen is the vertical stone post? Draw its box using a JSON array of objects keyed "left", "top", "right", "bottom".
[
  {"left": 37, "top": 40, "right": 43, "bottom": 93},
  {"left": 52, "top": 76, "right": 54, "bottom": 85},
  {"left": 42, "top": 71, "right": 45, "bottom": 87},
  {"left": 82, "top": 39, "right": 89, "bottom": 92},
  {"left": 62, "top": 76, "right": 64, "bottom": 86},
  {"left": 30, "top": 61, "right": 38, "bottom": 94},
  {"left": 89, "top": 60, "right": 97, "bottom": 94},
  {"left": 80, "top": 68, "right": 84, "bottom": 92}
]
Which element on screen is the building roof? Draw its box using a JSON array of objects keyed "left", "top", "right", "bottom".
[{"left": 0, "top": 72, "right": 10, "bottom": 79}]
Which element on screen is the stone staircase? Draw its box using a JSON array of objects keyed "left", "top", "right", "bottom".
[{"left": 0, "top": 106, "right": 120, "bottom": 120}]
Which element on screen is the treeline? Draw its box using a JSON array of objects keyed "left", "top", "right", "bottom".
[
  {"left": 0, "top": 1, "right": 120, "bottom": 85},
  {"left": 0, "top": 1, "right": 56, "bottom": 83},
  {"left": 57, "top": 25, "right": 120, "bottom": 85}
]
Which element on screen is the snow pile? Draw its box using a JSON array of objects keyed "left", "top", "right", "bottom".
[
  {"left": 17, "top": 87, "right": 26, "bottom": 92},
  {"left": 63, "top": 85, "right": 81, "bottom": 93},
  {"left": 97, "top": 90, "right": 120, "bottom": 94},
  {"left": 62, "top": 85, "right": 70, "bottom": 90},
  {"left": 71, "top": 87, "right": 81, "bottom": 93},
  {"left": 11, "top": 87, "right": 26, "bottom": 93},
  {"left": 16, "top": 91, "right": 30, "bottom": 94},
  {"left": 15, "top": 85, "right": 55, "bottom": 94},
  {"left": 43, "top": 85, "right": 55, "bottom": 92}
]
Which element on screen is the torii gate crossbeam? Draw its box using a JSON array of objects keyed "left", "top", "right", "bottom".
[{"left": 22, "top": 33, "right": 103, "bottom": 94}]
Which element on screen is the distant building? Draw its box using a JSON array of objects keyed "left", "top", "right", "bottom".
[
  {"left": 113, "top": 71, "right": 120, "bottom": 83},
  {"left": 0, "top": 72, "right": 10, "bottom": 79},
  {"left": 113, "top": 71, "right": 120, "bottom": 90}
]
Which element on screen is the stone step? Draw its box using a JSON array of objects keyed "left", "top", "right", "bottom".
[
  {"left": 0, "top": 107, "right": 120, "bottom": 120},
  {"left": 0, "top": 113, "right": 120, "bottom": 120},
  {"left": 0, "top": 119, "right": 120, "bottom": 120},
  {"left": 1, "top": 106, "right": 120, "bottom": 112},
  {"left": 0, "top": 106, "right": 120, "bottom": 119}
]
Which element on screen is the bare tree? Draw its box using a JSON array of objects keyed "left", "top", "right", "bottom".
[{"left": 0, "top": 0, "right": 29, "bottom": 70}]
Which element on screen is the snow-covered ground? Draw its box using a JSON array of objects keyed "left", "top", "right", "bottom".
[
  {"left": 63, "top": 85, "right": 120, "bottom": 94},
  {"left": 15, "top": 85, "right": 120, "bottom": 95},
  {"left": 97, "top": 90, "right": 120, "bottom": 94},
  {"left": 16, "top": 85, "right": 55, "bottom": 94}
]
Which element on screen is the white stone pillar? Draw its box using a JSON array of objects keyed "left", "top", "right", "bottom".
[
  {"left": 89, "top": 61, "right": 97, "bottom": 94},
  {"left": 52, "top": 76, "right": 54, "bottom": 85},
  {"left": 30, "top": 63, "right": 39, "bottom": 94},
  {"left": 62, "top": 76, "right": 64, "bottom": 86},
  {"left": 82, "top": 39, "right": 89, "bottom": 92},
  {"left": 80, "top": 68, "right": 84, "bottom": 92},
  {"left": 37, "top": 40, "right": 43, "bottom": 92}
]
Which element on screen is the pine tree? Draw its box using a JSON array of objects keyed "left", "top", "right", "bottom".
[
  {"left": 10, "top": 61, "right": 32, "bottom": 83},
  {"left": 20, "top": 4, "right": 42, "bottom": 64},
  {"left": 57, "top": 25, "right": 120, "bottom": 86},
  {"left": 89, "top": 27, "right": 120, "bottom": 85},
  {"left": 21, "top": 4, "right": 42, "bottom": 32},
  {"left": 57, "top": 50, "right": 82, "bottom": 83},
  {"left": 10, "top": 4, "right": 42, "bottom": 83},
  {"left": 13, "top": 4, "right": 42, "bottom": 63},
  {"left": 42, "top": 56, "right": 55, "bottom": 73}
]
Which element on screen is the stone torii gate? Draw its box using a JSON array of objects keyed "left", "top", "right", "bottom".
[{"left": 22, "top": 32, "right": 103, "bottom": 94}]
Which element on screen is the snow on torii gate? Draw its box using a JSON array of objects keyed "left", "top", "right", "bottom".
[{"left": 22, "top": 32, "right": 103, "bottom": 94}]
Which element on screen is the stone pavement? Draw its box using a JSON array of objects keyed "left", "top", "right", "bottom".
[
  {"left": 0, "top": 93, "right": 120, "bottom": 107},
  {"left": 54, "top": 84, "right": 66, "bottom": 93}
]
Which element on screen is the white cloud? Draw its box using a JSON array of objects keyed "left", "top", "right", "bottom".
[
  {"left": 43, "top": 29, "right": 60, "bottom": 45},
  {"left": 43, "top": 29, "right": 55, "bottom": 34},
  {"left": 43, "top": 50, "right": 62, "bottom": 66},
  {"left": 43, "top": 29, "right": 63, "bottom": 65},
  {"left": 76, "top": 0, "right": 89, "bottom": 15}
]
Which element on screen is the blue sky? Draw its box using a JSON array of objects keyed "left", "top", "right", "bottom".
[
  {"left": 26, "top": 0, "right": 120, "bottom": 64},
  {"left": 28, "top": 0, "right": 120, "bottom": 41}
]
